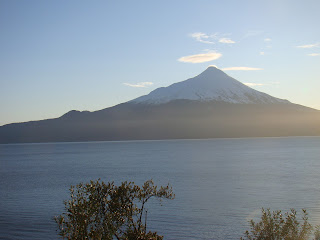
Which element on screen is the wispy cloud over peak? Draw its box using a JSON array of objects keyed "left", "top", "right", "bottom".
[
  {"left": 296, "top": 42, "right": 320, "bottom": 48},
  {"left": 219, "top": 38, "right": 235, "bottom": 44},
  {"left": 178, "top": 52, "right": 222, "bottom": 63},
  {"left": 190, "top": 32, "right": 215, "bottom": 44},
  {"left": 222, "top": 67, "right": 263, "bottom": 71},
  {"left": 190, "top": 32, "right": 235, "bottom": 45},
  {"left": 123, "top": 82, "right": 153, "bottom": 88}
]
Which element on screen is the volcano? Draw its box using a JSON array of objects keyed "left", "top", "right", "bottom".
[
  {"left": 131, "top": 66, "right": 289, "bottom": 104},
  {"left": 0, "top": 66, "right": 319, "bottom": 143}
]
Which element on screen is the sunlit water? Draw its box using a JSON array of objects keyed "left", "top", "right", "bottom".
[{"left": 1, "top": 137, "right": 320, "bottom": 239}]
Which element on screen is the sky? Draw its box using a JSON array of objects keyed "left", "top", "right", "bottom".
[{"left": 0, "top": 0, "right": 319, "bottom": 126}]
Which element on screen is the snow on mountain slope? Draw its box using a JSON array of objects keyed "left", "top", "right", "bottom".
[{"left": 130, "top": 66, "right": 289, "bottom": 104}]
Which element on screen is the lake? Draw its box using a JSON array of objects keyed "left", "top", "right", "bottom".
[{"left": 1, "top": 137, "right": 320, "bottom": 239}]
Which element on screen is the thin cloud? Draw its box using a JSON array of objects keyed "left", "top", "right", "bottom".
[
  {"left": 123, "top": 82, "right": 153, "bottom": 88},
  {"left": 307, "top": 53, "right": 320, "bottom": 56},
  {"left": 190, "top": 32, "right": 215, "bottom": 44},
  {"left": 219, "top": 38, "right": 235, "bottom": 44},
  {"left": 296, "top": 43, "right": 320, "bottom": 48},
  {"left": 190, "top": 32, "right": 235, "bottom": 44},
  {"left": 244, "top": 83, "right": 266, "bottom": 86},
  {"left": 222, "top": 67, "right": 263, "bottom": 71},
  {"left": 244, "top": 82, "right": 279, "bottom": 87},
  {"left": 178, "top": 52, "right": 222, "bottom": 63},
  {"left": 264, "top": 38, "right": 272, "bottom": 42},
  {"left": 260, "top": 52, "right": 265, "bottom": 55}
]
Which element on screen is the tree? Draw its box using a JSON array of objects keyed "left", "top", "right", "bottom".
[
  {"left": 55, "top": 179, "right": 174, "bottom": 240},
  {"left": 242, "top": 208, "right": 320, "bottom": 240}
]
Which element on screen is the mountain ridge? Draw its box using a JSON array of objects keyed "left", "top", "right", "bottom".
[{"left": 0, "top": 67, "right": 319, "bottom": 143}]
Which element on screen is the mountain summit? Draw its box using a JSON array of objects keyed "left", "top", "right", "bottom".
[
  {"left": 131, "top": 66, "right": 288, "bottom": 104},
  {"left": 0, "top": 67, "right": 319, "bottom": 143}
]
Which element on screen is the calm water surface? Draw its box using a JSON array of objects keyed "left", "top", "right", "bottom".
[{"left": 1, "top": 137, "right": 320, "bottom": 239}]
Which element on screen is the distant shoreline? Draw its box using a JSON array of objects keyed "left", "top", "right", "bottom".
[{"left": 1, "top": 135, "right": 319, "bottom": 146}]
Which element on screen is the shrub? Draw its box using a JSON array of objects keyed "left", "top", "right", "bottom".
[
  {"left": 55, "top": 179, "right": 174, "bottom": 239},
  {"left": 242, "top": 208, "right": 320, "bottom": 240}
]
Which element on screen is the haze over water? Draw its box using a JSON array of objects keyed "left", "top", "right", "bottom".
[{"left": 1, "top": 137, "right": 320, "bottom": 239}]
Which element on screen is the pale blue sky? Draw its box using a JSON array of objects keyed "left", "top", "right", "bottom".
[{"left": 1, "top": 0, "right": 319, "bottom": 126}]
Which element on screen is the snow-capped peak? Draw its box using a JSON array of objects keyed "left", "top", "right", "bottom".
[{"left": 130, "top": 66, "right": 289, "bottom": 104}]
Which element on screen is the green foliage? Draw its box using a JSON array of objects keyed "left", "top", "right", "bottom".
[
  {"left": 315, "top": 226, "right": 320, "bottom": 240},
  {"left": 55, "top": 179, "right": 174, "bottom": 240},
  {"left": 242, "top": 208, "right": 320, "bottom": 240}
]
